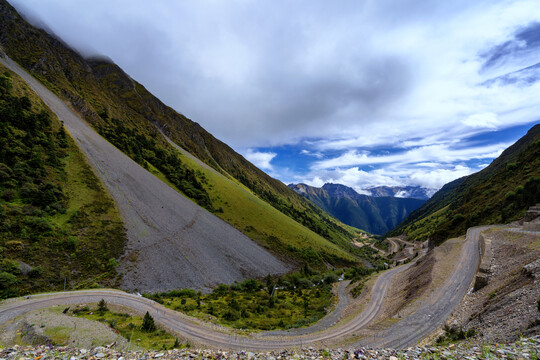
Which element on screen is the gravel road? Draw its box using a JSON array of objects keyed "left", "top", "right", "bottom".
[
  {"left": 0, "top": 226, "right": 483, "bottom": 350},
  {"left": 362, "top": 226, "right": 489, "bottom": 348},
  {"left": 0, "top": 54, "right": 289, "bottom": 293},
  {"left": 0, "top": 263, "right": 411, "bottom": 351}
]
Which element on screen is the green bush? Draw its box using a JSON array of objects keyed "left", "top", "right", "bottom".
[
  {"left": 505, "top": 191, "right": 516, "bottom": 200},
  {"left": 506, "top": 162, "right": 518, "bottom": 171},
  {"left": 0, "top": 271, "right": 18, "bottom": 289},
  {"left": 27, "top": 266, "right": 43, "bottom": 278}
]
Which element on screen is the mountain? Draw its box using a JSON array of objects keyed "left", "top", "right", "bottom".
[
  {"left": 389, "top": 124, "right": 540, "bottom": 244},
  {"left": 289, "top": 183, "right": 426, "bottom": 235},
  {"left": 0, "top": 0, "right": 366, "bottom": 295},
  {"left": 0, "top": 59, "right": 129, "bottom": 298},
  {"left": 365, "top": 186, "right": 433, "bottom": 200}
]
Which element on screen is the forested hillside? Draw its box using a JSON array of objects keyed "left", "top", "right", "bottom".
[{"left": 0, "top": 65, "right": 126, "bottom": 298}]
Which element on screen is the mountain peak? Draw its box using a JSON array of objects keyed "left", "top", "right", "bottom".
[
  {"left": 290, "top": 182, "right": 426, "bottom": 235},
  {"left": 322, "top": 183, "right": 362, "bottom": 199},
  {"left": 365, "top": 185, "right": 434, "bottom": 200}
]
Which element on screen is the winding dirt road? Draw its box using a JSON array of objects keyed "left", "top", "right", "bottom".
[
  {"left": 0, "top": 264, "right": 410, "bottom": 350},
  {"left": 362, "top": 227, "right": 488, "bottom": 349},
  {"left": 0, "top": 223, "right": 485, "bottom": 351}
]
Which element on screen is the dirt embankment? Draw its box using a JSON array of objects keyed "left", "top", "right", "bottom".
[
  {"left": 448, "top": 228, "right": 540, "bottom": 343},
  {"left": 373, "top": 237, "right": 464, "bottom": 326}
]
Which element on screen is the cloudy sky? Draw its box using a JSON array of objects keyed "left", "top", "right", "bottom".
[{"left": 9, "top": 0, "right": 540, "bottom": 193}]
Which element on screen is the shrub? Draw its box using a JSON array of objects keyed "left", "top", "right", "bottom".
[
  {"left": 0, "top": 259, "right": 20, "bottom": 275},
  {"left": 164, "top": 289, "right": 196, "bottom": 298},
  {"left": 107, "top": 258, "right": 118, "bottom": 270},
  {"left": 223, "top": 310, "right": 240, "bottom": 321},
  {"left": 27, "top": 266, "right": 43, "bottom": 278},
  {"left": 506, "top": 162, "right": 518, "bottom": 171},
  {"left": 323, "top": 272, "right": 338, "bottom": 284},
  {"left": 0, "top": 271, "right": 18, "bottom": 290},
  {"left": 505, "top": 191, "right": 516, "bottom": 201}
]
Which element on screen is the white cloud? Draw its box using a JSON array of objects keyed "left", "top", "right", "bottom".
[
  {"left": 311, "top": 143, "right": 508, "bottom": 170},
  {"left": 297, "top": 162, "right": 484, "bottom": 193},
  {"left": 243, "top": 150, "right": 277, "bottom": 171},
  {"left": 300, "top": 149, "right": 324, "bottom": 159},
  {"left": 9, "top": 0, "right": 540, "bottom": 193},
  {"left": 408, "top": 165, "right": 476, "bottom": 189},
  {"left": 462, "top": 112, "right": 500, "bottom": 128},
  {"left": 10, "top": 0, "right": 540, "bottom": 150}
]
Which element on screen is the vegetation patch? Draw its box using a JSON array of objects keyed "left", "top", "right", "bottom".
[
  {"left": 96, "top": 113, "right": 212, "bottom": 210},
  {"left": 146, "top": 267, "right": 373, "bottom": 331},
  {"left": 436, "top": 324, "right": 476, "bottom": 345},
  {"left": 0, "top": 65, "right": 126, "bottom": 299},
  {"left": 71, "top": 300, "right": 183, "bottom": 350}
]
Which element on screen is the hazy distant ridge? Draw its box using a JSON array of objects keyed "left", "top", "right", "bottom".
[{"left": 289, "top": 183, "right": 426, "bottom": 235}]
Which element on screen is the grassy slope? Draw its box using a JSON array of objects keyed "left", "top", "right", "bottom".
[
  {"left": 0, "top": 0, "right": 360, "bottom": 267},
  {"left": 0, "top": 63, "right": 126, "bottom": 298},
  {"left": 71, "top": 305, "right": 179, "bottom": 350},
  {"left": 389, "top": 124, "right": 540, "bottom": 243},
  {"left": 174, "top": 149, "right": 357, "bottom": 263}
]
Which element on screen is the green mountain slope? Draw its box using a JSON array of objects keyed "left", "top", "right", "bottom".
[
  {"left": 0, "top": 0, "right": 361, "bottom": 267},
  {"left": 389, "top": 124, "right": 540, "bottom": 244},
  {"left": 289, "top": 183, "right": 426, "bottom": 235},
  {"left": 0, "top": 63, "right": 126, "bottom": 298}
]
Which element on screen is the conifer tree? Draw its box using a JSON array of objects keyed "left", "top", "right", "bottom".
[{"left": 141, "top": 311, "right": 156, "bottom": 332}]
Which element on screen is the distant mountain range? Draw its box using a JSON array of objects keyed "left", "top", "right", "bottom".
[
  {"left": 288, "top": 183, "right": 426, "bottom": 235},
  {"left": 364, "top": 186, "right": 434, "bottom": 200}
]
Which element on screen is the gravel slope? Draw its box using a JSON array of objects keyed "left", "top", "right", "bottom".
[{"left": 0, "top": 53, "right": 289, "bottom": 293}]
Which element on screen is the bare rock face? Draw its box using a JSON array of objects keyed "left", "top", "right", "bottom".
[
  {"left": 474, "top": 273, "right": 489, "bottom": 291},
  {"left": 522, "top": 204, "right": 540, "bottom": 223},
  {"left": 522, "top": 259, "right": 540, "bottom": 278},
  {"left": 523, "top": 218, "right": 540, "bottom": 231}
]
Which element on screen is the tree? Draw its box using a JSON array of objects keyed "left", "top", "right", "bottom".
[
  {"left": 196, "top": 291, "right": 202, "bottom": 309},
  {"left": 97, "top": 299, "right": 108, "bottom": 313},
  {"left": 303, "top": 296, "right": 309, "bottom": 317},
  {"left": 265, "top": 275, "right": 274, "bottom": 295},
  {"left": 141, "top": 311, "right": 156, "bottom": 332},
  {"left": 268, "top": 296, "right": 275, "bottom": 308}
]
